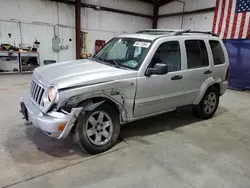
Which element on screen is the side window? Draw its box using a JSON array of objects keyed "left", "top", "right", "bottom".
[
  {"left": 185, "top": 40, "right": 209, "bottom": 69},
  {"left": 151, "top": 41, "right": 181, "bottom": 72},
  {"left": 209, "top": 40, "right": 225, "bottom": 65}
]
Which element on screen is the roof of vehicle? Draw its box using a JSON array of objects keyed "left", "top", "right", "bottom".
[
  {"left": 118, "top": 29, "right": 219, "bottom": 41},
  {"left": 118, "top": 33, "right": 166, "bottom": 41}
]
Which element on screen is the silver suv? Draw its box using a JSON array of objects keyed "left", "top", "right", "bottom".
[{"left": 20, "top": 29, "right": 229, "bottom": 154}]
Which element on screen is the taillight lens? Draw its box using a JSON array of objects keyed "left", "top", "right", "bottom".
[{"left": 226, "top": 66, "right": 230, "bottom": 81}]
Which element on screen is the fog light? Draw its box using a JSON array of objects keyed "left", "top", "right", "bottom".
[{"left": 58, "top": 124, "right": 65, "bottom": 131}]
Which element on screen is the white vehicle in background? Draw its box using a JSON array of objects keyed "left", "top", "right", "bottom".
[{"left": 20, "top": 29, "right": 229, "bottom": 154}]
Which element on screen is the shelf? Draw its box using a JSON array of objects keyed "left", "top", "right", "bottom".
[
  {"left": 0, "top": 71, "right": 20, "bottom": 75},
  {"left": 20, "top": 52, "right": 39, "bottom": 57},
  {"left": 21, "top": 65, "right": 39, "bottom": 69},
  {"left": 0, "top": 51, "right": 40, "bottom": 73},
  {"left": 0, "top": 51, "right": 18, "bottom": 57}
]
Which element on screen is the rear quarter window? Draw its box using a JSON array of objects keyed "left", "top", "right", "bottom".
[{"left": 209, "top": 40, "right": 225, "bottom": 65}]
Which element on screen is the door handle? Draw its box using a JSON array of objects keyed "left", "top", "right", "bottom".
[
  {"left": 171, "top": 75, "right": 183, "bottom": 80},
  {"left": 204, "top": 70, "right": 212, "bottom": 74}
]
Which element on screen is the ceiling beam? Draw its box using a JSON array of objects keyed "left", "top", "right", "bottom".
[
  {"left": 51, "top": 0, "right": 152, "bottom": 19},
  {"left": 138, "top": 0, "right": 154, "bottom": 4},
  {"left": 152, "top": 5, "right": 159, "bottom": 29},
  {"left": 158, "top": 7, "right": 215, "bottom": 18},
  {"left": 155, "top": 0, "right": 175, "bottom": 7}
]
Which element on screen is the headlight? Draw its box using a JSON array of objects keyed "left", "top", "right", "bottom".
[{"left": 48, "top": 86, "right": 58, "bottom": 102}]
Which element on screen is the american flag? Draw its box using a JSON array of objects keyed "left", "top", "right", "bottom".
[{"left": 212, "top": 0, "right": 250, "bottom": 39}]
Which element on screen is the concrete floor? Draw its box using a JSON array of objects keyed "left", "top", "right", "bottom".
[{"left": 1, "top": 75, "right": 250, "bottom": 188}]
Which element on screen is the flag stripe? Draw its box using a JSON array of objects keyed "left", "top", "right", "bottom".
[
  {"left": 214, "top": 0, "right": 223, "bottom": 34},
  {"left": 242, "top": 13, "right": 250, "bottom": 38},
  {"left": 212, "top": 0, "right": 220, "bottom": 33},
  {"left": 227, "top": 0, "right": 237, "bottom": 38},
  {"left": 230, "top": 13, "right": 238, "bottom": 38},
  {"left": 217, "top": 0, "right": 227, "bottom": 36},
  {"left": 247, "top": 19, "right": 250, "bottom": 38},
  {"left": 223, "top": 0, "right": 233, "bottom": 39},
  {"left": 220, "top": 0, "right": 230, "bottom": 38},
  {"left": 239, "top": 12, "right": 246, "bottom": 38},
  {"left": 234, "top": 14, "right": 242, "bottom": 38}
]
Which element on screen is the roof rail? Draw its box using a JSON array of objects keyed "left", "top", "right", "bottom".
[
  {"left": 136, "top": 29, "right": 181, "bottom": 34},
  {"left": 136, "top": 29, "right": 218, "bottom": 37},
  {"left": 174, "top": 29, "right": 218, "bottom": 36}
]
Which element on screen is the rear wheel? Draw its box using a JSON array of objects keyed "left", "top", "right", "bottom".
[
  {"left": 193, "top": 87, "right": 219, "bottom": 119},
  {"left": 74, "top": 104, "right": 120, "bottom": 154}
]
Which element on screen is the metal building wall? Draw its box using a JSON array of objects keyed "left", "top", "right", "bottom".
[
  {"left": 0, "top": 0, "right": 152, "bottom": 64},
  {"left": 157, "top": 0, "right": 215, "bottom": 30}
]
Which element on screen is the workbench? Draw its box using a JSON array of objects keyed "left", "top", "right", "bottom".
[{"left": 0, "top": 51, "right": 40, "bottom": 74}]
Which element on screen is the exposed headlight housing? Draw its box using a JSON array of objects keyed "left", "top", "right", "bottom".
[{"left": 48, "top": 86, "right": 58, "bottom": 102}]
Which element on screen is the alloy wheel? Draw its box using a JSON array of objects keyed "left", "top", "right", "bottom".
[{"left": 85, "top": 111, "right": 114, "bottom": 146}]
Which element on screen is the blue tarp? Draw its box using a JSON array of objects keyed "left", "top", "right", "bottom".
[{"left": 224, "top": 40, "right": 250, "bottom": 90}]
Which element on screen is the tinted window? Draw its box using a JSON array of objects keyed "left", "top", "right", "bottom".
[
  {"left": 209, "top": 40, "right": 225, "bottom": 65},
  {"left": 185, "top": 40, "right": 209, "bottom": 69},
  {"left": 151, "top": 41, "right": 181, "bottom": 72}
]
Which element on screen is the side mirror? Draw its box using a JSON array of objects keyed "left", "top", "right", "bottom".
[{"left": 146, "top": 63, "right": 168, "bottom": 76}]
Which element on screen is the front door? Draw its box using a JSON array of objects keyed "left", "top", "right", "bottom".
[{"left": 134, "top": 41, "right": 184, "bottom": 117}]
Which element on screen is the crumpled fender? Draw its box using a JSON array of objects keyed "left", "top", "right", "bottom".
[{"left": 80, "top": 100, "right": 106, "bottom": 112}]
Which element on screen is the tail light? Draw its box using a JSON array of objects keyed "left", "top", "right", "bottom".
[{"left": 226, "top": 66, "right": 230, "bottom": 81}]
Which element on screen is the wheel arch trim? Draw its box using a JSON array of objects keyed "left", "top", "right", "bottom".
[{"left": 193, "top": 77, "right": 222, "bottom": 105}]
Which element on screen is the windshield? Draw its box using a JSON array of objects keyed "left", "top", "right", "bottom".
[{"left": 93, "top": 37, "right": 152, "bottom": 70}]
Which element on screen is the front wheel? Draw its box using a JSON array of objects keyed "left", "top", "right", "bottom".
[
  {"left": 74, "top": 104, "right": 120, "bottom": 154},
  {"left": 193, "top": 87, "right": 219, "bottom": 119}
]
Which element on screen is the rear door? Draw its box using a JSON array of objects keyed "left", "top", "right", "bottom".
[{"left": 179, "top": 39, "right": 212, "bottom": 106}]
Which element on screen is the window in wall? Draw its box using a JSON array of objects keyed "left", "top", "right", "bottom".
[
  {"left": 185, "top": 40, "right": 209, "bottom": 69},
  {"left": 209, "top": 40, "right": 225, "bottom": 65},
  {"left": 151, "top": 41, "right": 181, "bottom": 72}
]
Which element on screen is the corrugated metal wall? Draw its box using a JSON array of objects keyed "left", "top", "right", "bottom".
[
  {"left": 157, "top": 0, "right": 215, "bottom": 30},
  {"left": 0, "top": 0, "right": 152, "bottom": 64}
]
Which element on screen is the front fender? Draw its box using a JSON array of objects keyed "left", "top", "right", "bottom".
[{"left": 193, "top": 77, "right": 222, "bottom": 105}]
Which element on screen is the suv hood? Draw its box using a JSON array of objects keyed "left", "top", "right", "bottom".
[{"left": 33, "top": 59, "right": 137, "bottom": 89}]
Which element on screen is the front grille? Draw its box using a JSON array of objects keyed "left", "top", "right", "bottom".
[{"left": 29, "top": 80, "right": 45, "bottom": 105}]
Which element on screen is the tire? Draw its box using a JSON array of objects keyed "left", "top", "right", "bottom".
[
  {"left": 193, "top": 86, "right": 220, "bottom": 119},
  {"left": 74, "top": 103, "right": 120, "bottom": 154}
]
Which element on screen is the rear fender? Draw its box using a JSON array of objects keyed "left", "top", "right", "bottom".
[{"left": 193, "top": 77, "right": 222, "bottom": 105}]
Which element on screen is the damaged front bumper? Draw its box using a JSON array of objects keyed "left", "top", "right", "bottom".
[{"left": 20, "top": 93, "right": 82, "bottom": 139}]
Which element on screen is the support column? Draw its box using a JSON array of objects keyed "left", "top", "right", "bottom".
[
  {"left": 152, "top": 5, "right": 159, "bottom": 29},
  {"left": 75, "top": 0, "right": 81, "bottom": 59}
]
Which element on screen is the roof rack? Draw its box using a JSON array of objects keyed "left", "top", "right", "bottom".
[
  {"left": 174, "top": 29, "right": 218, "bottom": 36},
  {"left": 136, "top": 29, "right": 181, "bottom": 34},
  {"left": 136, "top": 29, "right": 218, "bottom": 37}
]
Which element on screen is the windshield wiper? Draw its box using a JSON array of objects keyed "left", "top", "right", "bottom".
[
  {"left": 94, "top": 57, "right": 121, "bottom": 68},
  {"left": 106, "top": 59, "right": 121, "bottom": 68}
]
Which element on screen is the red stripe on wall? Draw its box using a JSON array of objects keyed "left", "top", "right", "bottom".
[
  {"left": 223, "top": 0, "right": 233, "bottom": 39},
  {"left": 230, "top": 14, "right": 238, "bottom": 39},
  {"left": 212, "top": 0, "right": 220, "bottom": 33},
  {"left": 239, "top": 12, "right": 246, "bottom": 39},
  {"left": 217, "top": 0, "right": 226, "bottom": 36}
]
